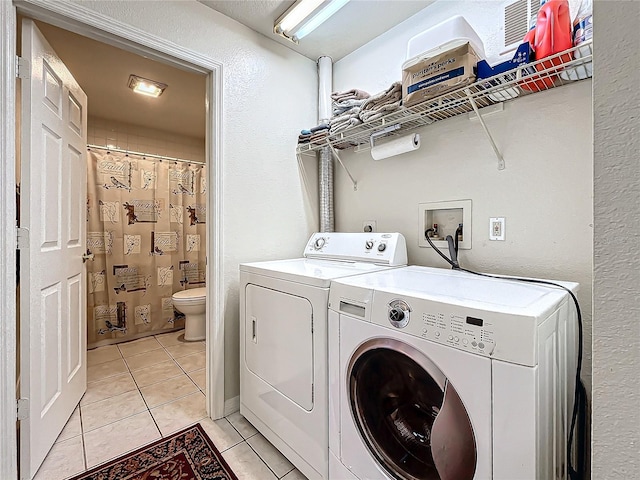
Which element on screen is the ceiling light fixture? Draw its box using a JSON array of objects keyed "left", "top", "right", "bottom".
[
  {"left": 274, "top": 0, "right": 350, "bottom": 44},
  {"left": 128, "top": 74, "right": 167, "bottom": 98}
]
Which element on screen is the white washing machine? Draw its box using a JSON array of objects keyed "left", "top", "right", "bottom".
[
  {"left": 240, "top": 232, "right": 407, "bottom": 480},
  {"left": 328, "top": 266, "right": 578, "bottom": 480}
]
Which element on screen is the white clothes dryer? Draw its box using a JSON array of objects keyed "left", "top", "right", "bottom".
[
  {"left": 328, "top": 266, "right": 578, "bottom": 480},
  {"left": 239, "top": 233, "right": 407, "bottom": 480}
]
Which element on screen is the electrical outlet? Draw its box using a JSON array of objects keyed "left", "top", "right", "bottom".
[
  {"left": 489, "top": 217, "right": 505, "bottom": 241},
  {"left": 362, "top": 220, "right": 376, "bottom": 233}
]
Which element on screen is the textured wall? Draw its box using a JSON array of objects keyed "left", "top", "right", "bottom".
[
  {"left": 592, "top": 1, "right": 640, "bottom": 477},
  {"left": 333, "top": 0, "right": 593, "bottom": 394},
  {"left": 74, "top": 1, "right": 318, "bottom": 401}
]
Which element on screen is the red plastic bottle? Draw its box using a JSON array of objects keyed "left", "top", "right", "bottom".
[{"left": 521, "top": 0, "right": 572, "bottom": 91}]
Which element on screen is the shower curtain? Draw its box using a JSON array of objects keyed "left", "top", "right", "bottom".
[{"left": 86, "top": 150, "right": 207, "bottom": 348}]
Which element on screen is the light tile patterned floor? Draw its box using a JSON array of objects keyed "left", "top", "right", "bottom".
[{"left": 34, "top": 329, "right": 307, "bottom": 480}]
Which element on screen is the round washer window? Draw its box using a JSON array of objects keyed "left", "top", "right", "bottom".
[{"left": 348, "top": 340, "right": 476, "bottom": 480}]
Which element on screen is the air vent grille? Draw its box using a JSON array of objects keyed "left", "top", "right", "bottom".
[
  {"left": 504, "top": 0, "right": 529, "bottom": 47},
  {"left": 531, "top": 0, "right": 541, "bottom": 20}
]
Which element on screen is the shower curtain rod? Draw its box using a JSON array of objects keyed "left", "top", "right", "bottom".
[{"left": 87, "top": 144, "right": 206, "bottom": 166}]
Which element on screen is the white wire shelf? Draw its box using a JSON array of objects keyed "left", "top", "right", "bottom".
[{"left": 297, "top": 41, "right": 593, "bottom": 157}]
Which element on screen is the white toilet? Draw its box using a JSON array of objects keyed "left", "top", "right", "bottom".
[{"left": 172, "top": 287, "right": 207, "bottom": 341}]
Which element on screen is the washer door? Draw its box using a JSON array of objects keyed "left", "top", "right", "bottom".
[{"left": 348, "top": 339, "right": 477, "bottom": 480}]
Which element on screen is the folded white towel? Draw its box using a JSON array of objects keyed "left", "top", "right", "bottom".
[
  {"left": 359, "top": 102, "right": 403, "bottom": 123},
  {"left": 333, "top": 101, "right": 367, "bottom": 116},
  {"left": 331, "top": 107, "right": 361, "bottom": 123},
  {"left": 360, "top": 82, "right": 401, "bottom": 110},
  {"left": 330, "top": 116, "right": 363, "bottom": 135},
  {"left": 331, "top": 89, "right": 370, "bottom": 102}
]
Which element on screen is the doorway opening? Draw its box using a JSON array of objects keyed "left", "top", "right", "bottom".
[
  {"left": 30, "top": 19, "right": 208, "bottom": 346},
  {"left": 9, "top": 3, "right": 224, "bottom": 479}
]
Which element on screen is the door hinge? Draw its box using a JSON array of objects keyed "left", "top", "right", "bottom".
[
  {"left": 16, "top": 56, "right": 30, "bottom": 79},
  {"left": 311, "top": 383, "right": 314, "bottom": 402},
  {"left": 16, "top": 227, "right": 29, "bottom": 250},
  {"left": 311, "top": 313, "right": 314, "bottom": 334},
  {"left": 17, "top": 398, "right": 29, "bottom": 421}
]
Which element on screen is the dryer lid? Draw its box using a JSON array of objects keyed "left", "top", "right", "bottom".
[{"left": 240, "top": 258, "right": 400, "bottom": 288}]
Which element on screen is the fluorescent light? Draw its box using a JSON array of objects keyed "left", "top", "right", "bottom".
[
  {"left": 274, "top": 0, "right": 350, "bottom": 43},
  {"left": 277, "top": 0, "right": 324, "bottom": 34},
  {"left": 128, "top": 75, "right": 167, "bottom": 98},
  {"left": 294, "top": 0, "right": 350, "bottom": 40}
]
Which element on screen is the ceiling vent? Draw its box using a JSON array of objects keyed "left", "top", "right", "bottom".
[{"left": 502, "top": 0, "right": 541, "bottom": 52}]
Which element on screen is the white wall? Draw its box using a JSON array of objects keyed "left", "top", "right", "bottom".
[
  {"left": 592, "top": 1, "right": 640, "bottom": 477},
  {"left": 72, "top": 1, "right": 319, "bottom": 401},
  {"left": 333, "top": 0, "right": 593, "bottom": 397},
  {"left": 88, "top": 116, "right": 206, "bottom": 163}
]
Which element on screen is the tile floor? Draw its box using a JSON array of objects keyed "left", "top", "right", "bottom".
[{"left": 34, "top": 329, "right": 307, "bottom": 480}]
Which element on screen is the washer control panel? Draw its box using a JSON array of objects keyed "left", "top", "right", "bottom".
[
  {"left": 371, "top": 293, "right": 499, "bottom": 358},
  {"left": 419, "top": 311, "right": 495, "bottom": 355},
  {"left": 304, "top": 232, "right": 407, "bottom": 266},
  {"left": 330, "top": 267, "right": 575, "bottom": 366}
]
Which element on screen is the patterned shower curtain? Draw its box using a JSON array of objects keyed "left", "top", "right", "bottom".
[{"left": 86, "top": 150, "right": 207, "bottom": 348}]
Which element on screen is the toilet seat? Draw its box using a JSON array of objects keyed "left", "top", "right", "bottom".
[{"left": 173, "top": 287, "right": 206, "bottom": 303}]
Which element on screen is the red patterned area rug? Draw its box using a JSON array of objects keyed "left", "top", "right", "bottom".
[{"left": 69, "top": 423, "right": 238, "bottom": 480}]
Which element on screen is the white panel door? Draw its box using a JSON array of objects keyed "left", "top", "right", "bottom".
[{"left": 20, "top": 19, "right": 88, "bottom": 480}]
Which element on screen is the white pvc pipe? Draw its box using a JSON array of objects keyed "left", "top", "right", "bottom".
[{"left": 318, "top": 56, "right": 332, "bottom": 123}]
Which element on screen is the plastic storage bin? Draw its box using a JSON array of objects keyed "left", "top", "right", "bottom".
[{"left": 406, "top": 15, "right": 486, "bottom": 61}]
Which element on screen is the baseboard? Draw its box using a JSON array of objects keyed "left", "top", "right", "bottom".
[{"left": 224, "top": 396, "right": 239, "bottom": 417}]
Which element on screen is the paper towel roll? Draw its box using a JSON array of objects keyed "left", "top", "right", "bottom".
[{"left": 371, "top": 133, "right": 420, "bottom": 160}]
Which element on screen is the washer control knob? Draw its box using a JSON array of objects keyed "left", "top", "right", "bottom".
[
  {"left": 313, "top": 237, "right": 326, "bottom": 250},
  {"left": 463, "top": 339, "right": 469, "bottom": 346},
  {"left": 389, "top": 308, "right": 405, "bottom": 322},
  {"left": 388, "top": 300, "right": 411, "bottom": 329},
  {"left": 377, "top": 243, "right": 387, "bottom": 252},
  {"left": 365, "top": 240, "right": 374, "bottom": 250},
  {"left": 479, "top": 342, "right": 485, "bottom": 349}
]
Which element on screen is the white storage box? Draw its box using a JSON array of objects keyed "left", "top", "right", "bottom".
[{"left": 406, "top": 15, "right": 486, "bottom": 61}]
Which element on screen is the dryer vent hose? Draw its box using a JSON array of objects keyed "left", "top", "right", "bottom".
[{"left": 319, "top": 146, "right": 334, "bottom": 233}]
